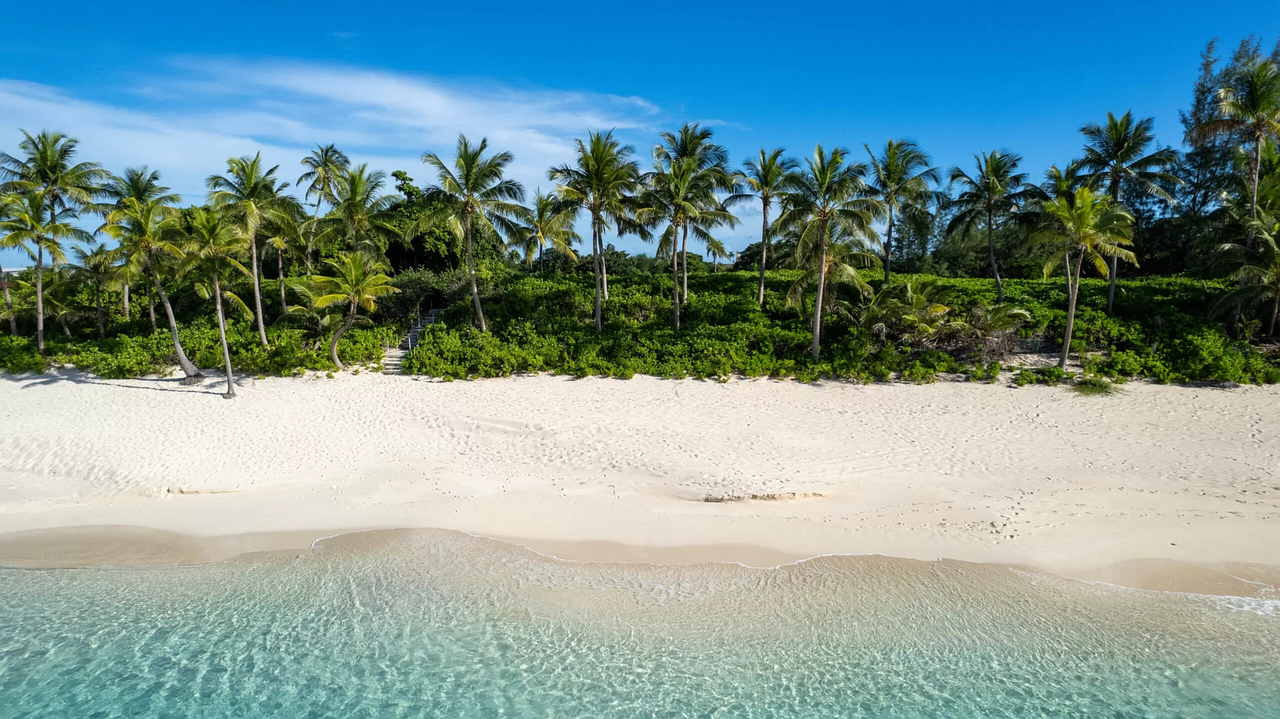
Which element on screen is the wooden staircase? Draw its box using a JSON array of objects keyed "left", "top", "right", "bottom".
[{"left": 382, "top": 308, "right": 442, "bottom": 375}]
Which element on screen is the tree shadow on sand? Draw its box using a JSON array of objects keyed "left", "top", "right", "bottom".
[{"left": 0, "top": 368, "right": 250, "bottom": 396}]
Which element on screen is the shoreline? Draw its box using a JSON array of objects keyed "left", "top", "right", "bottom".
[
  {"left": 3, "top": 524, "right": 1278, "bottom": 603},
  {"left": 2, "top": 372, "right": 1278, "bottom": 594}
]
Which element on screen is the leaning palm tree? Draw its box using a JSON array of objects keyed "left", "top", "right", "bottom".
[
  {"left": 417, "top": 135, "right": 524, "bottom": 332},
  {"left": 0, "top": 191, "right": 89, "bottom": 350},
  {"left": 184, "top": 208, "right": 250, "bottom": 398},
  {"left": 946, "top": 150, "right": 1038, "bottom": 303},
  {"left": 1189, "top": 59, "right": 1280, "bottom": 221},
  {"left": 775, "top": 145, "right": 883, "bottom": 358},
  {"left": 93, "top": 167, "right": 178, "bottom": 319},
  {"left": 549, "top": 131, "right": 646, "bottom": 331},
  {"left": 1033, "top": 187, "right": 1136, "bottom": 369},
  {"left": 862, "top": 140, "right": 940, "bottom": 285},
  {"left": 207, "top": 153, "right": 290, "bottom": 345},
  {"left": 102, "top": 197, "right": 204, "bottom": 382},
  {"left": 1080, "top": 111, "right": 1178, "bottom": 313},
  {"left": 514, "top": 190, "right": 580, "bottom": 268},
  {"left": 297, "top": 144, "right": 351, "bottom": 274},
  {"left": 726, "top": 148, "right": 799, "bottom": 306},
  {"left": 74, "top": 240, "right": 119, "bottom": 338},
  {"left": 310, "top": 252, "right": 398, "bottom": 370}
]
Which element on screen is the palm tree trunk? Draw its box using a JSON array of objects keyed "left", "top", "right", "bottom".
[
  {"left": 672, "top": 225, "right": 681, "bottom": 331},
  {"left": 0, "top": 263, "right": 15, "bottom": 335},
  {"left": 465, "top": 212, "right": 487, "bottom": 332},
  {"left": 680, "top": 224, "right": 690, "bottom": 304},
  {"left": 884, "top": 212, "right": 894, "bottom": 286},
  {"left": 278, "top": 251, "right": 288, "bottom": 315},
  {"left": 1268, "top": 292, "right": 1279, "bottom": 339},
  {"left": 249, "top": 235, "right": 268, "bottom": 346},
  {"left": 986, "top": 211, "right": 1003, "bottom": 303},
  {"left": 149, "top": 265, "right": 203, "bottom": 383},
  {"left": 330, "top": 304, "right": 357, "bottom": 370},
  {"left": 35, "top": 244, "right": 44, "bottom": 352},
  {"left": 212, "top": 266, "right": 236, "bottom": 398},
  {"left": 308, "top": 201, "right": 321, "bottom": 275},
  {"left": 95, "top": 282, "right": 105, "bottom": 338},
  {"left": 600, "top": 236, "right": 609, "bottom": 301},
  {"left": 60, "top": 318, "right": 71, "bottom": 339},
  {"left": 592, "top": 223, "right": 603, "bottom": 332},
  {"left": 810, "top": 228, "right": 828, "bottom": 360},
  {"left": 1058, "top": 251, "right": 1085, "bottom": 370},
  {"left": 1250, "top": 134, "right": 1262, "bottom": 220},
  {"left": 147, "top": 285, "right": 156, "bottom": 332},
  {"left": 757, "top": 199, "right": 769, "bottom": 307},
  {"left": 122, "top": 283, "right": 130, "bottom": 321},
  {"left": 1106, "top": 175, "right": 1122, "bottom": 315}
]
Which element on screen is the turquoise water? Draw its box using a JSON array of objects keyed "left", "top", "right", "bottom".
[{"left": 2, "top": 530, "right": 1278, "bottom": 718}]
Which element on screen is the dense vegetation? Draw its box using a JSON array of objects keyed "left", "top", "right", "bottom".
[{"left": 1, "top": 38, "right": 1278, "bottom": 395}]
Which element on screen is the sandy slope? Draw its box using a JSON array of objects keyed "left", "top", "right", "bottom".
[{"left": 1, "top": 370, "right": 1277, "bottom": 575}]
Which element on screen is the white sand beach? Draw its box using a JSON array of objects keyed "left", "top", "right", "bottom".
[{"left": 1, "top": 371, "right": 1278, "bottom": 586}]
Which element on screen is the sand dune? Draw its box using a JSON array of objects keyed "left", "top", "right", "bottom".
[{"left": 1, "top": 370, "right": 1278, "bottom": 577}]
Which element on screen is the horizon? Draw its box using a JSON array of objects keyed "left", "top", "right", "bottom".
[{"left": 1, "top": 2, "right": 1275, "bottom": 267}]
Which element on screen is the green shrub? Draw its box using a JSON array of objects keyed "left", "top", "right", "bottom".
[
  {"left": 1073, "top": 376, "right": 1117, "bottom": 396},
  {"left": 900, "top": 362, "right": 937, "bottom": 384}
]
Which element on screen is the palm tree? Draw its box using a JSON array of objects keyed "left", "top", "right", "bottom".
[
  {"left": 1213, "top": 202, "right": 1280, "bottom": 337},
  {"left": 2, "top": 266, "right": 84, "bottom": 339},
  {"left": 418, "top": 135, "right": 525, "bottom": 332},
  {"left": 102, "top": 197, "right": 204, "bottom": 382},
  {"left": 0, "top": 193, "right": 19, "bottom": 334},
  {"left": 787, "top": 225, "right": 881, "bottom": 339},
  {"left": 310, "top": 252, "right": 398, "bottom": 369},
  {"left": 1189, "top": 59, "right": 1280, "bottom": 221},
  {"left": 549, "top": 131, "right": 646, "bottom": 331},
  {"left": 862, "top": 140, "right": 940, "bottom": 285},
  {"left": 311, "top": 164, "right": 400, "bottom": 258},
  {"left": 775, "top": 145, "right": 883, "bottom": 358},
  {"left": 727, "top": 149, "right": 799, "bottom": 306},
  {"left": 262, "top": 200, "right": 308, "bottom": 315},
  {"left": 638, "top": 157, "right": 734, "bottom": 329},
  {"left": 0, "top": 131, "right": 106, "bottom": 350},
  {"left": 297, "top": 144, "right": 351, "bottom": 275},
  {"left": 1080, "top": 111, "right": 1178, "bottom": 313},
  {"left": 184, "top": 208, "right": 250, "bottom": 398},
  {"left": 1033, "top": 187, "right": 1136, "bottom": 369},
  {"left": 514, "top": 190, "right": 580, "bottom": 268},
  {"left": 74, "top": 240, "right": 119, "bottom": 338},
  {"left": 655, "top": 124, "right": 735, "bottom": 303},
  {"left": 0, "top": 191, "right": 90, "bottom": 350},
  {"left": 207, "top": 153, "right": 290, "bottom": 345},
  {"left": 94, "top": 167, "right": 178, "bottom": 320},
  {"left": 946, "top": 150, "right": 1038, "bottom": 303}
]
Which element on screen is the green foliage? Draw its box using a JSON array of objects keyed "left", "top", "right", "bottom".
[
  {"left": 966, "top": 361, "right": 1002, "bottom": 383},
  {"left": 900, "top": 362, "right": 937, "bottom": 384},
  {"left": 1014, "top": 366, "right": 1071, "bottom": 387},
  {"left": 1073, "top": 376, "right": 1118, "bottom": 395},
  {"left": 0, "top": 320, "right": 396, "bottom": 378}
]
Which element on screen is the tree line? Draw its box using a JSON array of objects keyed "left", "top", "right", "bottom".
[{"left": 1, "top": 38, "right": 1278, "bottom": 396}]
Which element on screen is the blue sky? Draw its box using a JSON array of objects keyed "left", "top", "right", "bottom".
[{"left": 1, "top": 1, "right": 1274, "bottom": 267}]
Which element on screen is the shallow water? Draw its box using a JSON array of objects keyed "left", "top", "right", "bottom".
[{"left": 2, "top": 530, "right": 1278, "bottom": 718}]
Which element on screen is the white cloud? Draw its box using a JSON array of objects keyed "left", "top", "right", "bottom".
[
  {"left": 1, "top": 60, "right": 778, "bottom": 266},
  {"left": 0, "top": 59, "right": 663, "bottom": 207}
]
